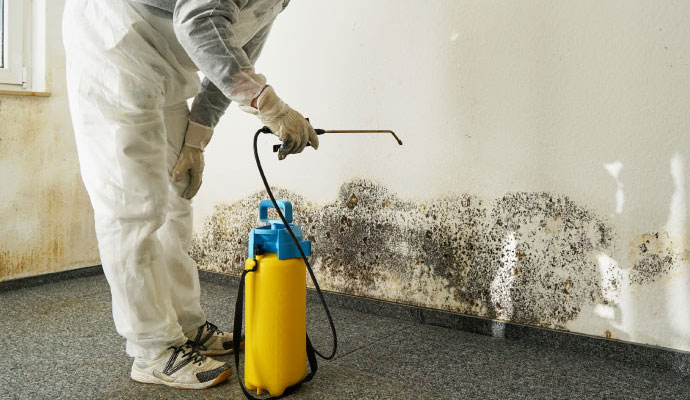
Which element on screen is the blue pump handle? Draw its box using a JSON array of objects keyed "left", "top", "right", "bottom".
[{"left": 259, "top": 199, "right": 292, "bottom": 223}]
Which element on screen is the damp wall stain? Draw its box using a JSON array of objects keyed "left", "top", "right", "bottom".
[
  {"left": 0, "top": 93, "right": 100, "bottom": 282},
  {"left": 191, "top": 179, "right": 682, "bottom": 332}
]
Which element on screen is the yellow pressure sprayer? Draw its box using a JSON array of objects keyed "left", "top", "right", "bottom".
[{"left": 232, "top": 126, "right": 402, "bottom": 399}]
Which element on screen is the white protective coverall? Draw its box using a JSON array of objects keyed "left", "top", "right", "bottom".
[{"left": 63, "top": 0, "right": 286, "bottom": 360}]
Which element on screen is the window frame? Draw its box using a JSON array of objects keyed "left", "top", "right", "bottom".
[{"left": 0, "top": 0, "right": 26, "bottom": 86}]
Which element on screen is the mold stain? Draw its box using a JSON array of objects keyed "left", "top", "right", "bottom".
[
  {"left": 629, "top": 232, "right": 689, "bottom": 285},
  {"left": 191, "top": 179, "right": 680, "bottom": 331},
  {"left": 0, "top": 238, "right": 64, "bottom": 280}
]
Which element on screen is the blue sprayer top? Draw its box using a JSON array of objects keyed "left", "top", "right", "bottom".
[{"left": 248, "top": 200, "right": 312, "bottom": 260}]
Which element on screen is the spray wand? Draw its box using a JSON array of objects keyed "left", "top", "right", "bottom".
[{"left": 260, "top": 126, "right": 403, "bottom": 153}]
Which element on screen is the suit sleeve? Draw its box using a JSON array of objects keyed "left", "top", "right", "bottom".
[
  {"left": 174, "top": 0, "right": 268, "bottom": 111},
  {"left": 188, "top": 21, "right": 274, "bottom": 127}
]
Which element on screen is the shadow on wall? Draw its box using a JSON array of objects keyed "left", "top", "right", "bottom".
[{"left": 191, "top": 178, "right": 686, "bottom": 333}]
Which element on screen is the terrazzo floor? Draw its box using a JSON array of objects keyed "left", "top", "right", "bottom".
[{"left": 1, "top": 274, "right": 688, "bottom": 399}]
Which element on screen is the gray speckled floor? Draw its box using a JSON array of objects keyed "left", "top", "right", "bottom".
[{"left": 1, "top": 275, "right": 688, "bottom": 399}]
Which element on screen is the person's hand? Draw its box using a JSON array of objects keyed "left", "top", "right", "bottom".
[
  {"left": 172, "top": 120, "right": 214, "bottom": 199},
  {"left": 244, "top": 85, "right": 319, "bottom": 160}
]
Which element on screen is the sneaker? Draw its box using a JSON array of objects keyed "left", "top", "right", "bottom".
[
  {"left": 185, "top": 321, "right": 240, "bottom": 356},
  {"left": 130, "top": 343, "right": 232, "bottom": 389}
]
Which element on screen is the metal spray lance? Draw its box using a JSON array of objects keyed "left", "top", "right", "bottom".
[{"left": 259, "top": 126, "right": 403, "bottom": 155}]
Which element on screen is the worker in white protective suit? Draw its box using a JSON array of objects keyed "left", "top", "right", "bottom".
[{"left": 63, "top": 0, "right": 318, "bottom": 390}]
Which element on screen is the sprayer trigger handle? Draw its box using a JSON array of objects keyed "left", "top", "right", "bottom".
[
  {"left": 272, "top": 142, "right": 317, "bottom": 153},
  {"left": 259, "top": 199, "right": 293, "bottom": 223},
  {"left": 272, "top": 129, "right": 323, "bottom": 153}
]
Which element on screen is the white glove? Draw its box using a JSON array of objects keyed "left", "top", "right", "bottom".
[
  {"left": 242, "top": 85, "right": 319, "bottom": 160},
  {"left": 172, "top": 120, "right": 214, "bottom": 199}
]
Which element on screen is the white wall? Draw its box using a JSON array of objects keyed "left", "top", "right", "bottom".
[{"left": 194, "top": 0, "right": 690, "bottom": 352}]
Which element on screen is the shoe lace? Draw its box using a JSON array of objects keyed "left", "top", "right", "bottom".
[
  {"left": 204, "top": 320, "right": 220, "bottom": 334},
  {"left": 170, "top": 343, "right": 206, "bottom": 366},
  {"left": 187, "top": 321, "right": 226, "bottom": 351}
]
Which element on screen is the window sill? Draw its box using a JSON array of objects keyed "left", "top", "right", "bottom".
[{"left": 0, "top": 89, "right": 50, "bottom": 97}]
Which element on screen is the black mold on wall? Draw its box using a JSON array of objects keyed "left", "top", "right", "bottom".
[
  {"left": 191, "top": 179, "right": 679, "bottom": 330},
  {"left": 629, "top": 232, "right": 688, "bottom": 285}
]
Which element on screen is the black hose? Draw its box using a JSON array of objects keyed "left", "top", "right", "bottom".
[{"left": 253, "top": 128, "right": 338, "bottom": 360}]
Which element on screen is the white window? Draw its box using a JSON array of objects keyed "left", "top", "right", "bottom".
[{"left": 0, "top": 0, "right": 26, "bottom": 86}]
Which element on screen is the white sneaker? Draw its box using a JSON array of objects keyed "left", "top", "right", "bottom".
[
  {"left": 130, "top": 343, "right": 232, "bottom": 389},
  {"left": 185, "top": 321, "right": 239, "bottom": 356}
]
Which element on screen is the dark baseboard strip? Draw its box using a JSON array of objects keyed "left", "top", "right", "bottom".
[
  {"left": 312, "top": 288, "right": 690, "bottom": 375},
  {"left": 199, "top": 269, "right": 690, "bottom": 376},
  {"left": 4, "top": 267, "right": 689, "bottom": 375},
  {"left": 0, "top": 265, "right": 104, "bottom": 292}
]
